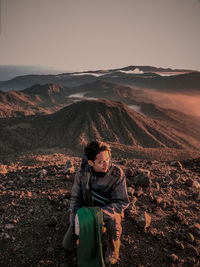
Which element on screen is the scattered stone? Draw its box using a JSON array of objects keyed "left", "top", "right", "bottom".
[
  {"left": 5, "top": 223, "right": 15, "bottom": 230},
  {"left": 63, "top": 160, "right": 75, "bottom": 174},
  {"left": 187, "top": 232, "right": 195, "bottom": 243},
  {"left": 46, "top": 247, "right": 54, "bottom": 255},
  {"left": 137, "top": 212, "right": 151, "bottom": 229},
  {"left": 169, "top": 170, "right": 180, "bottom": 181},
  {"left": 131, "top": 196, "right": 138, "bottom": 205},
  {"left": 190, "top": 223, "right": 200, "bottom": 235},
  {"left": 174, "top": 240, "right": 184, "bottom": 250},
  {"left": 64, "top": 192, "right": 71, "bottom": 199},
  {"left": 47, "top": 216, "right": 58, "bottom": 226},
  {"left": 37, "top": 169, "right": 47, "bottom": 178},
  {"left": 62, "top": 199, "right": 70, "bottom": 206},
  {"left": 0, "top": 165, "right": 8, "bottom": 174},
  {"left": 170, "top": 161, "right": 183, "bottom": 170},
  {"left": 125, "top": 168, "right": 135, "bottom": 177},
  {"left": 169, "top": 253, "right": 179, "bottom": 262},
  {"left": 1, "top": 156, "right": 200, "bottom": 266},
  {"left": 133, "top": 169, "right": 151, "bottom": 187},
  {"left": 155, "top": 196, "right": 163, "bottom": 205},
  {"left": 13, "top": 244, "right": 23, "bottom": 252},
  {"left": 0, "top": 184, "right": 6, "bottom": 190},
  {"left": 171, "top": 212, "right": 189, "bottom": 226},
  {"left": 127, "top": 187, "right": 135, "bottom": 196},
  {"left": 187, "top": 256, "right": 197, "bottom": 264},
  {"left": 31, "top": 178, "right": 36, "bottom": 183},
  {"left": 29, "top": 208, "right": 34, "bottom": 214},
  {"left": 119, "top": 159, "right": 126, "bottom": 165},
  {"left": 0, "top": 232, "right": 10, "bottom": 239},
  {"left": 184, "top": 178, "right": 197, "bottom": 187},
  {"left": 193, "top": 180, "right": 200, "bottom": 189},
  {"left": 186, "top": 244, "right": 199, "bottom": 256},
  {"left": 127, "top": 197, "right": 138, "bottom": 213},
  {"left": 135, "top": 187, "right": 143, "bottom": 197},
  {"left": 192, "top": 191, "right": 200, "bottom": 200},
  {"left": 155, "top": 182, "right": 160, "bottom": 190},
  {"left": 27, "top": 191, "right": 32, "bottom": 197}
]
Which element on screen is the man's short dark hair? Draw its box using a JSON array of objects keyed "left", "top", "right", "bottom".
[{"left": 84, "top": 141, "right": 111, "bottom": 162}]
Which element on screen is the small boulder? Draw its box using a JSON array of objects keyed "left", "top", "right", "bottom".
[
  {"left": 63, "top": 160, "right": 75, "bottom": 174},
  {"left": 169, "top": 253, "right": 179, "bottom": 262},
  {"left": 133, "top": 169, "right": 151, "bottom": 187},
  {"left": 186, "top": 233, "right": 195, "bottom": 243},
  {"left": 125, "top": 168, "right": 135, "bottom": 177},
  {"left": 0, "top": 232, "right": 10, "bottom": 240},
  {"left": 46, "top": 247, "right": 54, "bottom": 255},
  {"left": 0, "top": 165, "right": 8, "bottom": 174},
  {"left": 155, "top": 196, "right": 163, "bottom": 205},
  {"left": 193, "top": 180, "right": 200, "bottom": 189},
  {"left": 137, "top": 212, "right": 151, "bottom": 229},
  {"left": 47, "top": 216, "right": 58, "bottom": 226},
  {"left": 170, "top": 161, "right": 183, "bottom": 170},
  {"left": 37, "top": 169, "right": 47, "bottom": 178},
  {"left": 127, "top": 187, "right": 135, "bottom": 196},
  {"left": 189, "top": 223, "right": 200, "bottom": 235},
  {"left": 5, "top": 223, "right": 14, "bottom": 230},
  {"left": 185, "top": 178, "right": 200, "bottom": 188}
]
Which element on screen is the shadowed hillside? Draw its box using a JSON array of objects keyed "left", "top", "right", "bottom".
[
  {"left": 1, "top": 99, "right": 200, "bottom": 159},
  {"left": 0, "top": 81, "right": 132, "bottom": 118},
  {"left": 0, "top": 84, "right": 74, "bottom": 117}
]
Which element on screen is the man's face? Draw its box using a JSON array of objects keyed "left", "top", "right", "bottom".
[{"left": 88, "top": 150, "right": 110, "bottom": 173}]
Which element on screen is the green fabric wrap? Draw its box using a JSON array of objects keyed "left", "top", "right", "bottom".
[{"left": 77, "top": 207, "right": 105, "bottom": 267}]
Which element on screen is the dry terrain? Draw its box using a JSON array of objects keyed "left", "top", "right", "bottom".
[{"left": 0, "top": 153, "right": 200, "bottom": 267}]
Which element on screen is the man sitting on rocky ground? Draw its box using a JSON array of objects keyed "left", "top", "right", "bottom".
[{"left": 62, "top": 140, "right": 129, "bottom": 265}]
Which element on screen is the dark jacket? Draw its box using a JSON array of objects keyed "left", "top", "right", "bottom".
[{"left": 69, "top": 162, "right": 129, "bottom": 226}]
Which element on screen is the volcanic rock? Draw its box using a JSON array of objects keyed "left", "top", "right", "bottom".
[
  {"left": 169, "top": 253, "right": 179, "bottom": 262},
  {"left": 132, "top": 169, "right": 151, "bottom": 187},
  {"left": 5, "top": 223, "right": 15, "bottom": 230},
  {"left": 47, "top": 216, "right": 58, "bottom": 227},
  {"left": 0, "top": 154, "right": 200, "bottom": 266},
  {"left": 137, "top": 212, "right": 151, "bottom": 229},
  {"left": 37, "top": 169, "right": 47, "bottom": 178},
  {"left": 63, "top": 160, "right": 75, "bottom": 174},
  {"left": 127, "top": 187, "right": 135, "bottom": 197},
  {"left": 190, "top": 223, "right": 200, "bottom": 235}
]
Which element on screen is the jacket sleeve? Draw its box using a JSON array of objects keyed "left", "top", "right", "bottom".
[
  {"left": 69, "top": 171, "right": 83, "bottom": 226},
  {"left": 102, "top": 166, "right": 129, "bottom": 220}
]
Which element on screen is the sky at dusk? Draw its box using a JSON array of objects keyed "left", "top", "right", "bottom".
[{"left": 0, "top": 0, "right": 200, "bottom": 72}]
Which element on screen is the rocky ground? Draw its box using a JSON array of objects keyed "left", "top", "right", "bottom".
[{"left": 0, "top": 153, "right": 200, "bottom": 267}]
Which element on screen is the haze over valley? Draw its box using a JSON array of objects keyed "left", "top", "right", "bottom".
[{"left": 0, "top": 65, "right": 200, "bottom": 160}]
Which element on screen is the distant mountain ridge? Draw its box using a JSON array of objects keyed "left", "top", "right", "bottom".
[
  {"left": 0, "top": 65, "right": 68, "bottom": 81},
  {"left": 0, "top": 65, "right": 198, "bottom": 92}
]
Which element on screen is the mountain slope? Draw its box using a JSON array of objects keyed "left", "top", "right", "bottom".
[
  {"left": 0, "top": 84, "right": 73, "bottom": 117},
  {"left": 0, "top": 80, "right": 146, "bottom": 117},
  {"left": 1, "top": 99, "right": 200, "bottom": 158}
]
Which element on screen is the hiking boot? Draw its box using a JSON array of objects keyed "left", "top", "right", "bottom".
[
  {"left": 105, "top": 254, "right": 119, "bottom": 265},
  {"left": 105, "top": 240, "right": 120, "bottom": 265}
]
